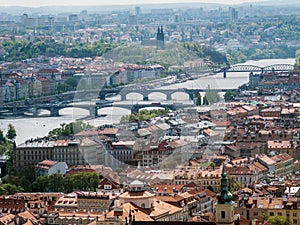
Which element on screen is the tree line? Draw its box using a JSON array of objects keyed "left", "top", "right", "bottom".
[
  {"left": 120, "top": 108, "right": 169, "bottom": 123},
  {"left": 1, "top": 171, "right": 100, "bottom": 194},
  {"left": 195, "top": 88, "right": 221, "bottom": 106},
  {"left": 32, "top": 172, "right": 100, "bottom": 193},
  {"left": 0, "top": 39, "right": 121, "bottom": 62},
  {"left": 183, "top": 42, "right": 230, "bottom": 67},
  {"left": 48, "top": 120, "right": 93, "bottom": 137},
  {"left": 227, "top": 46, "right": 299, "bottom": 65}
]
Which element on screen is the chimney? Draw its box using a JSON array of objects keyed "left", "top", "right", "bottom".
[
  {"left": 292, "top": 198, "right": 297, "bottom": 209},
  {"left": 252, "top": 195, "right": 257, "bottom": 207},
  {"left": 282, "top": 196, "right": 287, "bottom": 208}
]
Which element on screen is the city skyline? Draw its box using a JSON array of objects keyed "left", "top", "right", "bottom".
[{"left": 0, "top": 0, "right": 270, "bottom": 7}]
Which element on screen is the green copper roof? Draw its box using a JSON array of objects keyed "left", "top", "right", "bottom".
[{"left": 216, "top": 165, "right": 233, "bottom": 205}]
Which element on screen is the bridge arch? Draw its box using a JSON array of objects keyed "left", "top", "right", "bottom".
[
  {"left": 171, "top": 91, "right": 191, "bottom": 101},
  {"left": 122, "top": 92, "right": 144, "bottom": 101},
  {"left": 59, "top": 107, "right": 90, "bottom": 116},
  {"left": 97, "top": 106, "right": 131, "bottom": 117},
  {"left": 148, "top": 92, "right": 168, "bottom": 101}
]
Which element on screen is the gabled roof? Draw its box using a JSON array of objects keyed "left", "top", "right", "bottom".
[
  {"left": 98, "top": 177, "right": 120, "bottom": 190},
  {"left": 36, "top": 160, "right": 58, "bottom": 169}
]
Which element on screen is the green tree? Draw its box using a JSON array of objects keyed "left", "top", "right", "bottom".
[
  {"left": 32, "top": 176, "right": 49, "bottom": 192},
  {"left": 115, "top": 168, "right": 123, "bottom": 174},
  {"left": 48, "top": 173, "right": 63, "bottom": 192},
  {"left": 0, "top": 130, "right": 5, "bottom": 143},
  {"left": 121, "top": 109, "right": 169, "bottom": 122},
  {"left": 260, "top": 213, "right": 269, "bottom": 222},
  {"left": 62, "top": 175, "right": 74, "bottom": 193},
  {"left": 196, "top": 94, "right": 202, "bottom": 106},
  {"left": 0, "top": 183, "right": 23, "bottom": 195},
  {"left": 19, "top": 176, "right": 32, "bottom": 192},
  {"left": 227, "top": 175, "right": 243, "bottom": 192},
  {"left": 204, "top": 87, "right": 220, "bottom": 105},
  {"left": 6, "top": 124, "right": 16, "bottom": 141},
  {"left": 15, "top": 165, "right": 36, "bottom": 183},
  {"left": 48, "top": 121, "right": 93, "bottom": 137},
  {"left": 268, "top": 215, "right": 292, "bottom": 225},
  {"left": 203, "top": 95, "right": 209, "bottom": 105},
  {"left": 224, "top": 90, "right": 239, "bottom": 101},
  {"left": 0, "top": 186, "right": 7, "bottom": 195}
]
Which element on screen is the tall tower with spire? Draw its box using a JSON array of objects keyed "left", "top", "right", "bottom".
[
  {"left": 156, "top": 26, "right": 165, "bottom": 49},
  {"left": 215, "top": 165, "right": 235, "bottom": 225}
]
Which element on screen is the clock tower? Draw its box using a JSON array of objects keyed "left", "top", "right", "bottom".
[{"left": 215, "top": 165, "right": 235, "bottom": 225}]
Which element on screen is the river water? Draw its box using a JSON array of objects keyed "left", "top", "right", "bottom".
[{"left": 0, "top": 58, "right": 295, "bottom": 145}]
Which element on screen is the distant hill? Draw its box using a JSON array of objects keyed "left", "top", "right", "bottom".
[
  {"left": 103, "top": 42, "right": 199, "bottom": 67},
  {"left": 1, "top": 1, "right": 299, "bottom": 15},
  {"left": 3, "top": 1, "right": 296, "bottom": 15},
  {"left": 0, "top": 3, "right": 225, "bottom": 15},
  {"left": 103, "top": 42, "right": 229, "bottom": 68}
]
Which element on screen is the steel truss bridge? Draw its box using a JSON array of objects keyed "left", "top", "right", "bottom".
[{"left": 216, "top": 63, "right": 294, "bottom": 78}]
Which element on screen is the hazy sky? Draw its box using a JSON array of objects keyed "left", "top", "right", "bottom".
[{"left": 0, "top": 0, "right": 269, "bottom": 7}]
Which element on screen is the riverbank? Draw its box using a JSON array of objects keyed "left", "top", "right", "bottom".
[{"left": 0, "top": 58, "right": 295, "bottom": 145}]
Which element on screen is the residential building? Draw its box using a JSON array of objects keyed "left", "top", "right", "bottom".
[
  {"left": 35, "top": 160, "right": 67, "bottom": 177},
  {"left": 235, "top": 194, "right": 300, "bottom": 225},
  {"left": 14, "top": 138, "right": 55, "bottom": 171},
  {"left": 198, "top": 168, "right": 222, "bottom": 193},
  {"left": 271, "top": 153, "right": 294, "bottom": 178}
]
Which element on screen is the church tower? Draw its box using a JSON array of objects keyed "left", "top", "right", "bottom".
[
  {"left": 215, "top": 165, "right": 235, "bottom": 225},
  {"left": 156, "top": 26, "right": 161, "bottom": 41},
  {"left": 156, "top": 26, "right": 165, "bottom": 49}
]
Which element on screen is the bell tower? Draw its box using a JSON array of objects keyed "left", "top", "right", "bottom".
[
  {"left": 215, "top": 165, "right": 235, "bottom": 225},
  {"left": 156, "top": 26, "right": 165, "bottom": 49}
]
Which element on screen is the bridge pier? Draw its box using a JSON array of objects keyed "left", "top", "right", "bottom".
[
  {"left": 166, "top": 93, "right": 172, "bottom": 101},
  {"left": 12, "top": 106, "right": 18, "bottom": 116},
  {"left": 33, "top": 108, "right": 39, "bottom": 116},
  {"left": 90, "top": 106, "right": 98, "bottom": 117},
  {"left": 143, "top": 96, "right": 149, "bottom": 101},
  {"left": 131, "top": 106, "right": 139, "bottom": 114},
  {"left": 120, "top": 94, "right": 126, "bottom": 101},
  {"left": 50, "top": 108, "right": 59, "bottom": 117},
  {"left": 223, "top": 70, "right": 227, "bottom": 78},
  {"left": 99, "top": 94, "right": 106, "bottom": 100}
]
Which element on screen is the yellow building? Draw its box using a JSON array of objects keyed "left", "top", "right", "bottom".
[{"left": 235, "top": 195, "right": 300, "bottom": 225}]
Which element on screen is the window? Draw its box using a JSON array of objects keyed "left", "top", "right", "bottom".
[
  {"left": 293, "top": 213, "right": 297, "bottom": 217},
  {"left": 293, "top": 220, "right": 297, "bottom": 224},
  {"left": 104, "top": 185, "right": 112, "bottom": 190},
  {"left": 270, "top": 212, "right": 274, "bottom": 216},
  {"left": 278, "top": 212, "right": 282, "bottom": 216},
  {"left": 221, "top": 211, "right": 226, "bottom": 219}
]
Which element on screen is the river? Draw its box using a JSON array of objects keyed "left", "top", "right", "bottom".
[{"left": 0, "top": 58, "right": 295, "bottom": 145}]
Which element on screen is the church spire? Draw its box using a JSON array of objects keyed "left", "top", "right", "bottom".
[{"left": 217, "top": 164, "right": 233, "bottom": 204}]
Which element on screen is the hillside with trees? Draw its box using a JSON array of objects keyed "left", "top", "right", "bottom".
[
  {"left": 0, "top": 39, "right": 120, "bottom": 61},
  {"left": 104, "top": 42, "right": 229, "bottom": 68}
]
